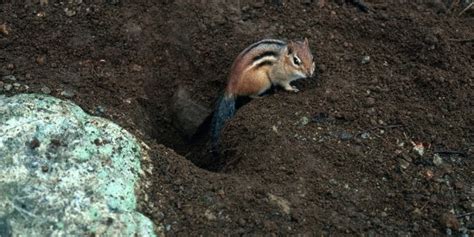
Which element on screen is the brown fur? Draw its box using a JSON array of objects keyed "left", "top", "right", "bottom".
[{"left": 225, "top": 38, "right": 314, "bottom": 98}]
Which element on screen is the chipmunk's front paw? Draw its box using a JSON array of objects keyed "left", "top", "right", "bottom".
[
  {"left": 283, "top": 84, "right": 299, "bottom": 93},
  {"left": 286, "top": 86, "right": 299, "bottom": 93},
  {"left": 283, "top": 84, "right": 300, "bottom": 93}
]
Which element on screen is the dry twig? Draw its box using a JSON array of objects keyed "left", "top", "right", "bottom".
[{"left": 458, "top": 2, "right": 473, "bottom": 16}]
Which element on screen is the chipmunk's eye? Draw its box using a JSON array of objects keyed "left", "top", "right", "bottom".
[{"left": 293, "top": 55, "right": 301, "bottom": 66}]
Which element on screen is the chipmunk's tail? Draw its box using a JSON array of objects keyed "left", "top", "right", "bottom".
[{"left": 210, "top": 94, "right": 235, "bottom": 155}]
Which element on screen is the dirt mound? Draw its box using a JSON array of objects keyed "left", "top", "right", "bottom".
[{"left": 1, "top": 0, "right": 473, "bottom": 235}]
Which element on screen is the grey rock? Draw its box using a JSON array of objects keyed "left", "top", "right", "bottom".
[
  {"left": 60, "top": 89, "right": 75, "bottom": 98},
  {"left": 361, "top": 132, "right": 370, "bottom": 139},
  {"left": 0, "top": 93, "right": 157, "bottom": 237},
  {"left": 95, "top": 105, "right": 106, "bottom": 116},
  {"left": 40, "top": 86, "right": 51, "bottom": 94},
  {"left": 4, "top": 83, "right": 12, "bottom": 91},
  {"left": 299, "top": 116, "right": 310, "bottom": 127},
  {"left": 399, "top": 159, "right": 410, "bottom": 169},
  {"left": 2, "top": 75, "right": 16, "bottom": 82},
  {"left": 312, "top": 112, "right": 331, "bottom": 124},
  {"left": 433, "top": 154, "right": 443, "bottom": 166},
  {"left": 64, "top": 8, "right": 76, "bottom": 17},
  {"left": 171, "top": 87, "right": 211, "bottom": 138},
  {"left": 361, "top": 56, "right": 371, "bottom": 64},
  {"left": 339, "top": 131, "right": 352, "bottom": 141}
]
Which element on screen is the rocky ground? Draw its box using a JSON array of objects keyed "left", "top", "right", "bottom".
[{"left": 1, "top": 0, "right": 473, "bottom": 236}]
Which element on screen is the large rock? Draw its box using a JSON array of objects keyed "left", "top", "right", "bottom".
[
  {"left": 0, "top": 94, "right": 157, "bottom": 236},
  {"left": 171, "top": 87, "right": 212, "bottom": 139}
]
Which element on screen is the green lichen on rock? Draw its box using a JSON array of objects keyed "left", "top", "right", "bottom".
[{"left": 0, "top": 93, "right": 157, "bottom": 236}]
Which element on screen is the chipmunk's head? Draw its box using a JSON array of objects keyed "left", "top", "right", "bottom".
[{"left": 284, "top": 38, "right": 315, "bottom": 79}]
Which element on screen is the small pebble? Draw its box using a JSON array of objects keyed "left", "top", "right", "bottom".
[
  {"left": 238, "top": 218, "right": 246, "bottom": 226},
  {"left": 433, "top": 154, "right": 443, "bottom": 166},
  {"left": 361, "top": 55, "right": 371, "bottom": 64},
  {"left": 366, "top": 97, "right": 376, "bottom": 107},
  {"left": 36, "top": 11, "right": 46, "bottom": 17},
  {"left": 2, "top": 75, "right": 16, "bottom": 81},
  {"left": 299, "top": 116, "right": 309, "bottom": 126},
  {"left": 204, "top": 210, "right": 217, "bottom": 221},
  {"left": 399, "top": 159, "right": 410, "bottom": 169},
  {"left": 60, "top": 89, "right": 75, "bottom": 98},
  {"left": 424, "top": 169, "right": 434, "bottom": 180},
  {"left": 413, "top": 222, "right": 420, "bottom": 232},
  {"left": 130, "top": 64, "right": 143, "bottom": 72},
  {"left": 339, "top": 131, "right": 352, "bottom": 141},
  {"left": 95, "top": 105, "right": 106, "bottom": 115},
  {"left": 361, "top": 132, "right": 370, "bottom": 139},
  {"left": 6, "top": 63, "right": 14, "bottom": 70},
  {"left": 412, "top": 208, "right": 422, "bottom": 216},
  {"left": 318, "top": 64, "right": 327, "bottom": 72},
  {"left": 36, "top": 55, "right": 46, "bottom": 65},
  {"left": 64, "top": 8, "right": 76, "bottom": 17},
  {"left": 312, "top": 112, "right": 330, "bottom": 123},
  {"left": 0, "top": 23, "right": 9, "bottom": 35},
  {"left": 4, "top": 84, "right": 12, "bottom": 91},
  {"left": 13, "top": 83, "right": 20, "bottom": 88},
  {"left": 41, "top": 86, "right": 52, "bottom": 94}
]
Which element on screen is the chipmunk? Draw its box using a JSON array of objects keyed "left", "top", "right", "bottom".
[{"left": 210, "top": 38, "right": 316, "bottom": 154}]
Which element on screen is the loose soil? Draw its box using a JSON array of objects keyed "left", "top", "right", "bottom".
[{"left": 1, "top": 0, "right": 473, "bottom": 236}]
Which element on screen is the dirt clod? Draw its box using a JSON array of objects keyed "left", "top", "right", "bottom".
[
  {"left": 0, "top": 23, "right": 9, "bottom": 35},
  {"left": 440, "top": 213, "right": 460, "bottom": 230}
]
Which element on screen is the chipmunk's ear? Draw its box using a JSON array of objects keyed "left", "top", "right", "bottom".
[
  {"left": 304, "top": 37, "right": 309, "bottom": 47},
  {"left": 287, "top": 41, "right": 294, "bottom": 55}
]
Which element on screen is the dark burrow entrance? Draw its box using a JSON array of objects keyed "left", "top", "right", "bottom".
[{"left": 140, "top": 51, "right": 318, "bottom": 172}]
